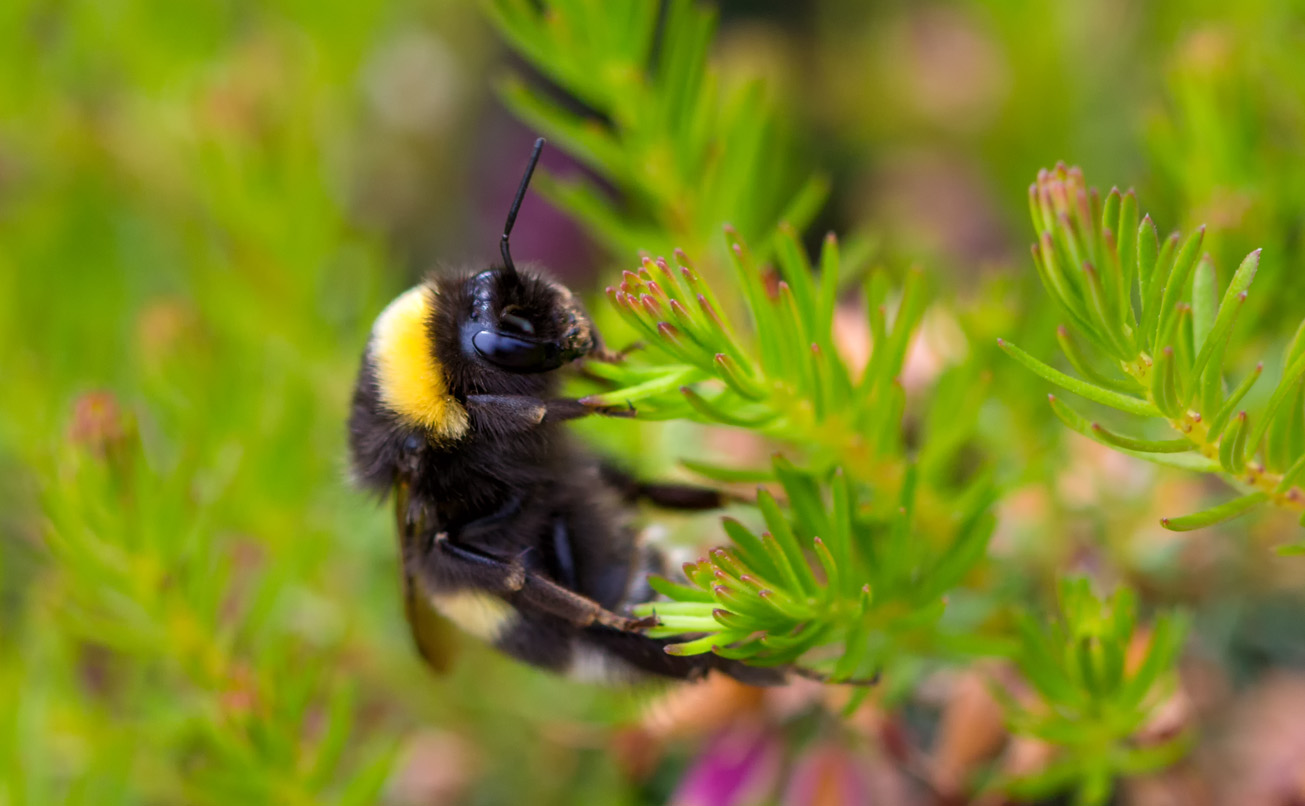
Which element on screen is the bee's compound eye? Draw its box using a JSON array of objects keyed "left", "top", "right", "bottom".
[
  {"left": 471, "top": 329, "right": 563, "bottom": 373},
  {"left": 403, "top": 434, "right": 424, "bottom": 453},
  {"left": 469, "top": 270, "right": 498, "bottom": 321}
]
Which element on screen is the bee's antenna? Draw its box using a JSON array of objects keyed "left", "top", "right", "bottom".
[{"left": 501, "top": 137, "right": 545, "bottom": 274}]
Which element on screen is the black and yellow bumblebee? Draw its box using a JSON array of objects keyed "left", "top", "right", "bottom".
[{"left": 348, "top": 139, "right": 780, "bottom": 685}]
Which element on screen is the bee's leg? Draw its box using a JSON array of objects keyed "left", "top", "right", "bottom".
[
  {"left": 632, "top": 482, "right": 733, "bottom": 509},
  {"left": 465, "top": 395, "right": 634, "bottom": 435},
  {"left": 537, "top": 398, "right": 635, "bottom": 422},
  {"left": 585, "top": 341, "right": 643, "bottom": 364},
  {"left": 517, "top": 571, "right": 659, "bottom": 632},
  {"left": 789, "top": 666, "right": 881, "bottom": 686},
  {"left": 428, "top": 534, "right": 657, "bottom": 632},
  {"left": 551, "top": 518, "right": 578, "bottom": 590},
  {"left": 599, "top": 462, "right": 733, "bottom": 511}
]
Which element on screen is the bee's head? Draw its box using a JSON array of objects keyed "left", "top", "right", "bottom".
[
  {"left": 363, "top": 266, "right": 596, "bottom": 440},
  {"left": 358, "top": 138, "right": 596, "bottom": 442},
  {"left": 458, "top": 266, "right": 595, "bottom": 376},
  {"left": 426, "top": 263, "right": 597, "bottom": 401}
]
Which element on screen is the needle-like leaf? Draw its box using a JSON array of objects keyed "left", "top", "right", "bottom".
[
  {"left": 1161, "top": 492, "right": 1269, "bottom": 531},
  {"left": 999, "top": 339, "right": 1159, "bottom": 416}
]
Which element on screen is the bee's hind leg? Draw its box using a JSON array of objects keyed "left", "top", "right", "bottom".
[{"left": 426, "top": 534, "right": 658, "bottom": 633}]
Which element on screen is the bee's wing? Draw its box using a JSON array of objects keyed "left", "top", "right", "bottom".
[{"left": 395, "top": 480, "right": 459, "bottom": 673}]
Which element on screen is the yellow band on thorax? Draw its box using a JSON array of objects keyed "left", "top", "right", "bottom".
[{"left": 371, "top": 285, "right": 469, "bottom": 440}]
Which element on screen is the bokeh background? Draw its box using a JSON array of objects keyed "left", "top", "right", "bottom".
[{"left": 4, "top": 0, "right": 1305, "bottom": 803}]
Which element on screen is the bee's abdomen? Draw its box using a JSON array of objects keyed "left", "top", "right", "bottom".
[
  {"left": 427, "top": 590, "right": 517, "bottom": 643},
  {"left": 492, "top": 611, "right": 580, "bottom": 673}
]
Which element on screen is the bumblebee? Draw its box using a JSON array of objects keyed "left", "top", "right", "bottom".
[{"left": 348, "top": 139, "right": 780, "bottom": 685}]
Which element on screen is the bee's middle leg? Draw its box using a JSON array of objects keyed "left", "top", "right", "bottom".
[{"left": 599, "top": 462, "right": 734, "bottom": 511}]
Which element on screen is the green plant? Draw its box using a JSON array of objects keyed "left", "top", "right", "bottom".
[
  {"left": 1001, "top": 164, "right": 1305, "bottom": 541},
  {"left": 582, "top": 229, "right": 920, "bottom": 481},
  {"left": 575, "top": 228, "right": 995, "bottom": 683},
  {"left": 995, "top": 578, "right": 1190, "bottom": 806},
  {"left": 640, "top": 456, "right": 994, "bottom": 685},
  {"left": 484, "top": 0, "right": 827, "bottom": 265},
  {"left": 38, "top": 400, "right": 393, "bottom": 804}
]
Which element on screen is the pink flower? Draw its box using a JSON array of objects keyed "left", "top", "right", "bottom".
[{"left": 672, "top": 719, "right": 783, "bottom": 806}]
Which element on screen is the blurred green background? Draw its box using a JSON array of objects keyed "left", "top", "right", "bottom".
[{"left": 4, "top": 0, "right": 1305, "bottom": 804}]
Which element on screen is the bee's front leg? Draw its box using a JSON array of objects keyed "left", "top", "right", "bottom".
[
  {"left": 584, "top": 341, "right": 642, "bottom": 364},
  {"left": 425, "top": 534, "right": 658, "bottom": 633},
  {"left": 465, "top": 395, "right": 634, "bottom": 436}
]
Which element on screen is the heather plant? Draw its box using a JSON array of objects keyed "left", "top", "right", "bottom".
[
  {"left": 995, "top": 579, "right": 1190, "bottom": 806},
  {"left": 1001, "top": 164, "right": 1305, "bottom": 544}
]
